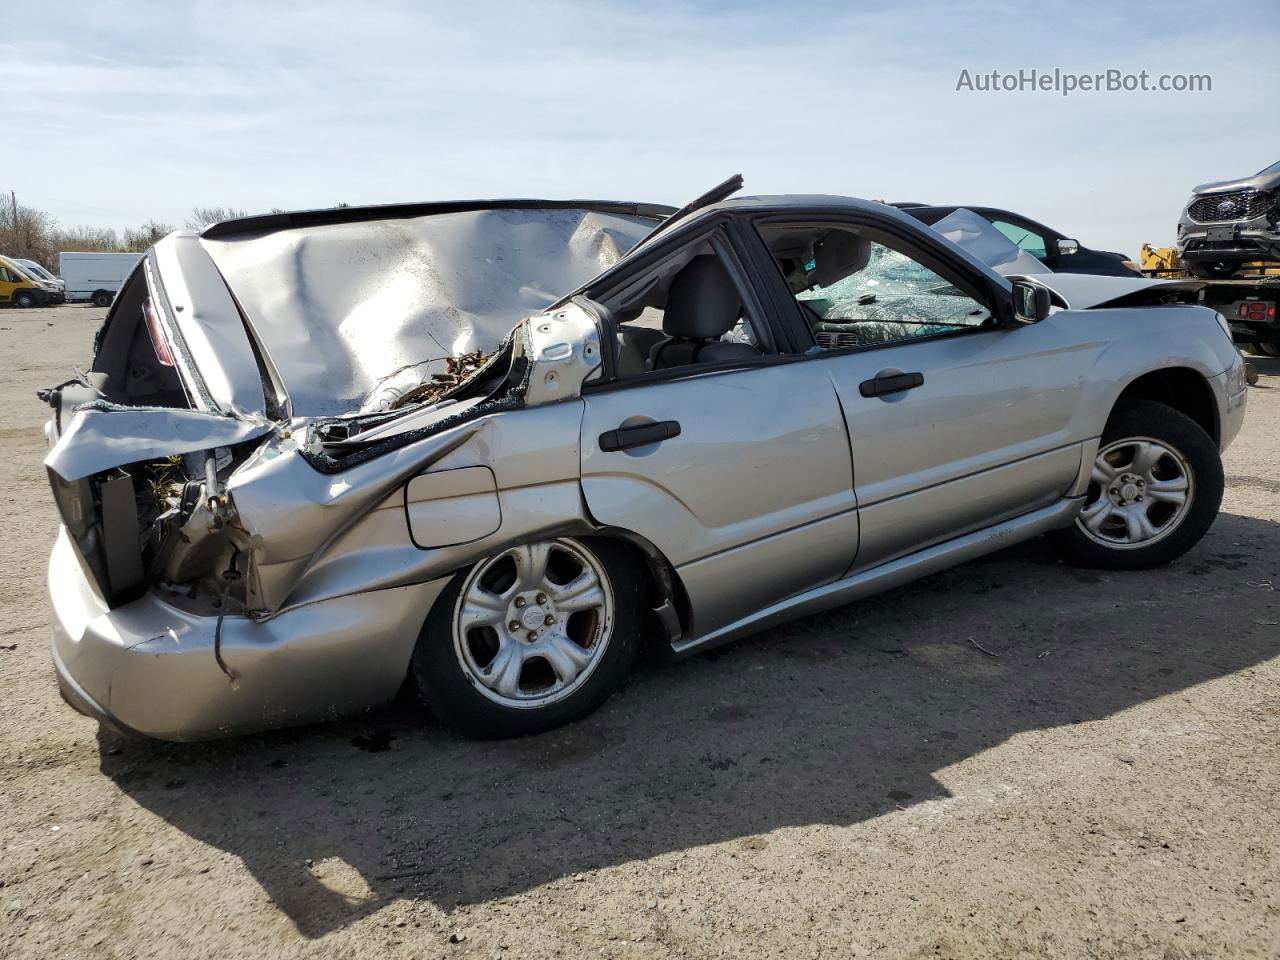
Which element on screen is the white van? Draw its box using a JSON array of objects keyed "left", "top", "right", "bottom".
[
  {"left": 59, "top": 252, "right": 143, "bottom": 306},
  {"left": 12, "top": 258, "right": 66, "bottom": 302}
]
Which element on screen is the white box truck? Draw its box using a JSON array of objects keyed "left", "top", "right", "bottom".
[{"left": 59, "top": 252, "right": 143, "bottom": 306}]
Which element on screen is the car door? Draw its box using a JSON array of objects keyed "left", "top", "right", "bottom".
[
  {"left": 750, "top": 215, "right": 1092, "bottom": 572},
  {"left": 576, "top": 229, "right": 858, "bottom": 639},
  {"left": 826, "top": 324, "right": 1092, "bottom": 569}
]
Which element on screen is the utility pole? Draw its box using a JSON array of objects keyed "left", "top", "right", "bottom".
[{"left": 9, "top": 190, "right": 15, "bottom": 230}]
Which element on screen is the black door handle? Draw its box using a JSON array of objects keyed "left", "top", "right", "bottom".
[
  {"left": 599, "top": 420, "right": 682, "bottom": 452},
  {"left": 859, "top": 371, "right": 924, "bottom": 398}
]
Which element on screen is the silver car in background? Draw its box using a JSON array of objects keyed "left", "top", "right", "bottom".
[
  {"left": 43, "top": 181, "right": 1248, "bottom": 740},
  {"left": 1176, "top": 159, "right": 1280, "bottom": 278}
]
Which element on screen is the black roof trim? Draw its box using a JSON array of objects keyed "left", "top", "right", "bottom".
[
  {"left": 637, "top": 173, "right": 744, "bottom": 245},
  {"left": 200, "top": 198, "right": 677, "bottom": 240}
]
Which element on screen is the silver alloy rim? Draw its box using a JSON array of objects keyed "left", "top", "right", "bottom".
[
  {"left": 1075, "top": 436, "right": 1194, "bottom": 550},
  {"left": 452, "top": 539, "right": 614, "bottom": 709}
]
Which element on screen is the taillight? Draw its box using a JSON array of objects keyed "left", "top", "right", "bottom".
[
  {"left": 142, "top": 296, "right": 174, "bottom": 367},
  {"left": 1236, "top": 301, "right": 1275, "bottom": 321}
]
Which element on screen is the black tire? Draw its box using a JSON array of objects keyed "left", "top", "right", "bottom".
[
  {"left": 1052, "top": 400, "right": 1223, "bottom": 570},
  {"left": 1252, "top": 340, "right": 1280, "bottom": 358},
  {"left": 1187, "top": 260, "right": 1240, "bottom": 279},
  {"left": 411, "top": 537, "right": 645, "bottom": 738},
  {"left": 14, "top": 291, "right": 37, "bottom": 308},
  {"left": 91, "top": 290, "right": 113, "bottom": 307}
]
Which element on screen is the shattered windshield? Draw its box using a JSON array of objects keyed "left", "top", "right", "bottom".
[{"left": 797, "top": 244, "right": 985, "bottom": 327}]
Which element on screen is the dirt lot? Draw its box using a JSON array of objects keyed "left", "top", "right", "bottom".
[{"left": 1, "top": 303, "right": 1278, "bottom": 959}]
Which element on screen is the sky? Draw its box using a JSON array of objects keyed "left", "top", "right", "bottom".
[{"left": 4, "top": 0, "right": 1279, "bottom": 259}]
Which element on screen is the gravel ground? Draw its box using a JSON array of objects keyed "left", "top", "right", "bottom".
[{"left": 1, "top": 303, "right": 1278, "bottom": 959}]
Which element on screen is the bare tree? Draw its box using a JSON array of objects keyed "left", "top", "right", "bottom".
[
  {"left": 56, "top": 225, "right": 122, "bottom": 253},
  {"left": 185, "top": 206, "right": 248, "bottom": 230},
  {"left": 0, "top": 192, "right": 60, "bottom": 269},
  {"left": 123, "top": 220, "right": 175, "bottom": 252},
  {"left": 0, "top": 189, "right": 265, "bottom": 271}
]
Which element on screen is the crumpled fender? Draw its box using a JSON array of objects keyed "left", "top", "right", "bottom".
[{"left": 45, "top": 403, "right": 274, "bottom": 482}]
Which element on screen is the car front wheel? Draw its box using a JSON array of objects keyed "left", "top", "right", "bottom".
[
  {"left": 411, "top": 537, "right": 644, "bottom": 738},
  {"left": 1052, "top": 400, "right": 1223, "bottom": 570}
]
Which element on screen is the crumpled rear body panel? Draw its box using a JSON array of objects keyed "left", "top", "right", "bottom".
[
  {"left": 201, "top": 207, "right": 658, "bottom": 416},
  {"left": 45, "top": 404, "right": 273, "bottom": 482}
]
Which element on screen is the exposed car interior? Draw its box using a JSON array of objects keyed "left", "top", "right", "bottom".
[
  {"left": 89, "top": 267, "right": 188, "bottom": 408},
  {"left": 757, "top": 223, "right": 993, "bottom": 350},
  {"left": 599, "top": 239, "right": 762, "bottom": 376},
  {"left": 47, "top": 265, "right": 189, "bottom": 434}
]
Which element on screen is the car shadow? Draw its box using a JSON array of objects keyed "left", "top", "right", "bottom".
[
  {"left": 1248, "top": 353, "right": 1280, "bottom": 382},
  {"left": 97, "top": 512, "right": 1280, "bottom": 939}
]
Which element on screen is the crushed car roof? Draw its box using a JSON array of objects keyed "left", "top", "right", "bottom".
[{"left": 200, "top": 202, "right": 669, "bottom": 417}]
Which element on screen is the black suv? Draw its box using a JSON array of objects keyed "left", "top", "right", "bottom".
[{"left": 896, "top": 204, "right": 1140, "bottom": 277}]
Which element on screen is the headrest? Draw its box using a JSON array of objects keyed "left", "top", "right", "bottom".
[
  {"left": 663, "top": 255, "right": 742, "bottom": 340},
  {"left": 812, "top": 230, "right": 871, "bottom": 288}
]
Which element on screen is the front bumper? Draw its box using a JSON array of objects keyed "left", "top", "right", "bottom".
[
  {"left": 49, "top": 529, "right": 447, "bottom": 740},
  {"left": 1210, "top": 360, "right": 1248, "bottom": 453},
  {"left": 1177, "top": 212, "right": 1280, "bottom": 263}
]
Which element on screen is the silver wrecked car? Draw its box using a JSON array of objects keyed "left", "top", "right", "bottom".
[{"left": 43, "top": 181, "right": 1248, "bottom": 740}]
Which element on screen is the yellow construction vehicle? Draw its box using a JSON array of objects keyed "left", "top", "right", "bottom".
[{"left": 1140, "top": 244, "right": 1280, "bottom": 279}]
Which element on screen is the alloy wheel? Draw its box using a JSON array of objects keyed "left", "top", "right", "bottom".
[
  {"left": 1075, "top": 436, "right": 1195, "bottom": 549},
  {"left": 452, "top": 539, "right": 614, "bottom": 709}
]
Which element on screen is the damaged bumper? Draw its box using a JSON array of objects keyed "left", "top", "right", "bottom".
[
  {"left": 1211, "top": 360, "right": 1249, "bottom": 453},
  {"left": 49, "top": 528, "right": 448, "bottom": 740}
]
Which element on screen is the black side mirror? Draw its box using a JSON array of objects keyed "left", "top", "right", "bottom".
[
  {"left": 1010, "top": 280, "right": 1051, "bottom": 324},
  {"left": 1057, "top": 238, "right": 1080, "bottom": 257}
]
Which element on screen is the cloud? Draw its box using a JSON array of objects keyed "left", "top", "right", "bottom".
[{"left": 5, "top": 0, "right": 1278, "bottom": 256}]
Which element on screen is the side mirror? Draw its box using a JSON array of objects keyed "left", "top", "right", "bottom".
[
  {"left": 1010, "top": 280, "right": 1051, "bottom": 324},
  {"left": 1057, "top": 238, "right": 1080, "bottom": 257}
]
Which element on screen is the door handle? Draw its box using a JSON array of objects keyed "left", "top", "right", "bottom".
[
  {"left": 859, "top": 371, "right": 924, "bottom": 398},
  {"left": 599, "top": 420, "right": 681, "bottom": 452}
]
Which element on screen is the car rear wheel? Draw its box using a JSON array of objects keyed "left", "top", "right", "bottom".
[
  {"left": 91, "top": 290, "right": 113, "bottom": 307},
  {"left": 1052, "top": 400, "right": 1223, "bottom": 570},
  {"left": 411, "top": 537, "right": 644, "bottom": 738},
  {"left": 1252, "top": 340, "right": 1280, "bottom": 358}
]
